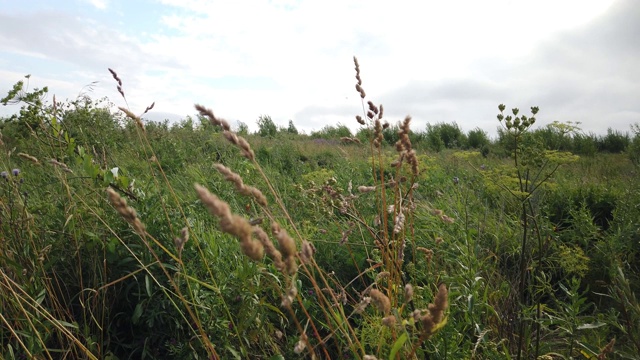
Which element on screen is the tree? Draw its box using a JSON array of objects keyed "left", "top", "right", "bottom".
[
  {"left": 287, "top": 120, "right": 298, "bottom": 135},
  {"left": 236, "top": 121, "right": 249, "bottom": 135},
  {"left": 467, "top": 127, "right": 489, "bottom": 149},
  {"left": 256, "top": 115, "right": 277, "bottom": 137}
]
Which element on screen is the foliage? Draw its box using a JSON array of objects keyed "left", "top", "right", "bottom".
[
  {"left": 425, "top": 122, "right": 467, "bottom": 151},
  {"left": 0, "top": 64, "right": 636, "bottom": 360},
  {"left": 256, "top": 115, "right": 278, "bottom": 137},
  {"left": 629, "top": 123, "right": 640, "bottom": 166},
  {"left": 287, "top": 120, "right": 299, "bottom": 135}
]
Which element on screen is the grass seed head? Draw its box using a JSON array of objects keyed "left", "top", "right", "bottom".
[{"left": 369, "top": 289, "right": 391, "bottom": 314}]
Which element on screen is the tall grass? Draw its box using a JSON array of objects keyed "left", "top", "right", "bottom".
[{"left": 1, "top": 58, "right": 638, "bottom": 359}]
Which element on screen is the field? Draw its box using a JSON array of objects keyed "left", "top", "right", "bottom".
[{"left": 1, "top": 62, "right": 640, "bottom": 359}]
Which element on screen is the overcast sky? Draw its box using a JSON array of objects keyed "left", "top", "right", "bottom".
[{"left": 1, "top": 0, "right": 638, "bottom": 136}]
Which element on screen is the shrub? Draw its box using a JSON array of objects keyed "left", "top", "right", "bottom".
[{"left": 256, "top": 114, "right": 278, "bottom": 137}]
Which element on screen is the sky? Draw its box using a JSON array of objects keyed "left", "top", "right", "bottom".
[{"left": 0, "top": 0, "right": 638, "bottom": 137}]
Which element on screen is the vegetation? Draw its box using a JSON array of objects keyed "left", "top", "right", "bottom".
[{"left": 1, "top": 60, "right": 639, "bottom": 359}]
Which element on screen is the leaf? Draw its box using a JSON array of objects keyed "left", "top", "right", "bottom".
[
  {"left": 132, "top": 303, "right": 143, "bottom": 324},
  {"left": 577, "top": 322, "right": 607, "bottom": 330},
  {"left": 145, "top": 274, "right": 152, "bottom": 297},
  {"left": 56, "top": 320, "right": 79, "bottom": 329},
  {"left": 64, "top": 214, "right": 73, "bottom": 229},
  {"left": 389, "top": 332, "right": 408, "bottom": 360}
]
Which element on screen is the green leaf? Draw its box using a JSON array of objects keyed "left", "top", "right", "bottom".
[
  {"left": 132, "top": 303, "right": 143, "bottom": 324},
  {"left": 56, "top": 320, "right": 79, "bottom": 329},
  {"left": 577, "top": 322, "right": 607, "bottom": 330},
  {"left": 389, "top": 332, "right": 408, "bottom": 360},
  {"left": 145, "top": 274, "right": 152, "bottom": 297}
]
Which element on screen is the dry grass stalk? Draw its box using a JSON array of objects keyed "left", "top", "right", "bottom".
[
  {"left": 375, "top": 272, "right": 390, "bottom": 282},
  {"left": 382, "top": 315, "right": 396, "bottom": 328},
  {"left": 394, "top": 116, "right": 419, "bottom": 176},
  {"left": 419, "top": 283, "right": 449, "bottom": 338},
  {"left": 404, "top": 283, "right": 414, "bottom": 302},
  {"left": 373, "top": 119, "right": 383, "bottom": 148},
  {"left": 253, "top": 226, "right": 285, "bottom": 271},
  {"left": 340, "top": 137, "right": 361, "bottom": 144},
  {"left": 353, "top": 56, "right": 366, "bottom": 99},
  {"left": 108, "top": 68, "right": 125, "bottom": 98},
  {"left": 271, "top": 222, "right": 298, "bottom": 274},
  {"left": 107, "top": 188, "right": 146, "bottom": 236},
  {"left": 118, "top": 106, "right": 145, "bottom": 130},
  {"left": 357, "top": 185, "right": 376, "bottom": 193},
  {"left": 393, "top": 210, "right": 405, "bottom": 234},
  {"left": 194, "top": 104, "right": 231, "bottom": 131},
  {"left": 293, "top": 334, "right": 307, "bottom": 354},
  {"left": 354, "top": 296, "right": 371, "bottom": 314},
  {"left": 222, "top": 131, "right": 255, "bottom": 160},
  {"left": 299, "top": 240, "right": 316, "bottom": 265},
  {"left": 597, "top": 338, "right": 615, "bottom": 359},
  {"left": 369, "top": 289, "right": 391, "bottom": 314},
  {"left": 17, "top": 152, "right": 40, "bottom": 164},
  {"left": 174, "top": 227, "right": 189, "bottom": 258},
  {"left": 194, "top": 184, "right": 264, "bottom": 261},
  {"left": 214, "top": 163, "right": 267, "bottom": 206},
  {"left": 281, "top": 283, "right": 298, "bottom": 308},
  {"left": 49, "top": 159, "right": 73, "bottom": 173}
]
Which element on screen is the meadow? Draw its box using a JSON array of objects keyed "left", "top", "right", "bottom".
[{"left": 1, "top": 59, "right": 640, "bottom": 359}]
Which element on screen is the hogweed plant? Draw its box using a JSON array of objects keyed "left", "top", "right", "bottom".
[{"left": 490, "top": 104, "right": 581, "bottom": 358}]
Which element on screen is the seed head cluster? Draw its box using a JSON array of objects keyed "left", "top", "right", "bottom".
[
  {"left": 107, "top": 188, "right": 146, "bottom": 236},
  {"left": 195, "top": 184, "right": 264, "bottom": 261}
]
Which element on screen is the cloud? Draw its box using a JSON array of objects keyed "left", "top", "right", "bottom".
[
  {"left": 353, "top": 0, "right": 639, "bottom": 136},
  {"left": 1, "top": 0, "right": 636, "bottom": 138},
  {"left": 85, "top": 0, "right": 109, "bottom": 10}
]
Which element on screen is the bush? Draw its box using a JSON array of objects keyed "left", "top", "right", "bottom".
[
  {"left": 598, "top": 128, "right": 630, "bottom": 153},
  {"left": 467, "top": 127, "right": 489, "bottom": 149},
  {"left": 256, "top": 115, "right": 277, "bottom": 137},
  {"left": 629, "top": 123, "right": 640, "bottom": 166},
  {"left": 425, "top": 122, "right": 467, "bottom": 150}
]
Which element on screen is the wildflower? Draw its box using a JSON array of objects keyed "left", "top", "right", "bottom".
[
  {"left": 453, "top": 176, "right": 459, "bottom": 185},
  {"left": 12, "top": 168, "right": 20, "bottom": 176},
  {"left": 1, "top": 171, "right": 8, "bottom": 180}
]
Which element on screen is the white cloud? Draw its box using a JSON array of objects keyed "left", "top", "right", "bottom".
[
  {"left": 3, "top": 0, "right": 637, "bottom": 137},
  {"left": 85, "top": 0, "right": 109, "bottom": 10}
]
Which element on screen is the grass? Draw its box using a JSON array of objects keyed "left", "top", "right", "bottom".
[{"left": 1, "top": 58, "right": 639, "bottom": 359}]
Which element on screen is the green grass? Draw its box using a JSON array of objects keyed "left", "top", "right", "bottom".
[{"left": 1, "top": 66, "right": 639, "bottom": 359}]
